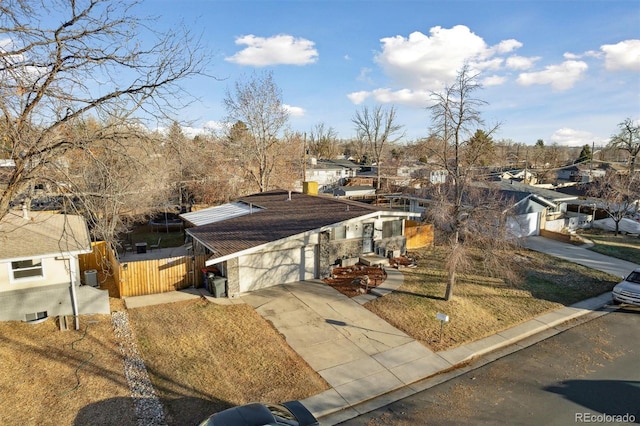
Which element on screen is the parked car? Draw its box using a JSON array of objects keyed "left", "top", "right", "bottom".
[
  {"left": 199, "top": 401, "right": 319, "bottom": 426},
  {"left": 612, "top": 268, "right": 640, "bottom": 306}
]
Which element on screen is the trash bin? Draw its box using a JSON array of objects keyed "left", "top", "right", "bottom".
[
  {"left": 211, "top": 277, "right": 227, "bottom": 298},
  {"left": 205, "top": 272, "right": 216, "bottom": 293}
]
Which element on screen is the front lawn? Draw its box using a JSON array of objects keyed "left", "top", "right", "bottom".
[
  {"left": 365, "top": 246, "right": 619, "bottom": 352},
  {"left": 127, "top": 299, "right": 329, "bottom": 425},
  {"left": 0, "top": 313, "right": 136, "bottom": 426},
  {"left": 578, "top": 229, "right": 640, "bottom": 264}
]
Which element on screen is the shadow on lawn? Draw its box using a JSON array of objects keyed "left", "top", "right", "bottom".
[{"left": 75, "top": 396, "right": 231, "bottom": 426}]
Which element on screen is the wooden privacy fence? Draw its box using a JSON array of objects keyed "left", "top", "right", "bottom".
[
  {"left": 405, "top": 220, "right": 434, "bottom": 249},
  {"left": 117, "top": 254, "right": 208, "bottom": 297},
  {"left": 79, "top": 241, "right": 208, "bottom": 298}
]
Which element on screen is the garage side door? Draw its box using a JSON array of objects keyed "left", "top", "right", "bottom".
[{"left": 239, "top": 247, "right": 303, "bottom": 292}]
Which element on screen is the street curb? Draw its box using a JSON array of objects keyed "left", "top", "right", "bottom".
[{"left": 317, "top": 292, "right": 617, "bottom": 425}]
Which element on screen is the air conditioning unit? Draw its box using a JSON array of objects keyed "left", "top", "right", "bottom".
[{"left": 84, "top": 269, "right": 98, "bottom": 287}]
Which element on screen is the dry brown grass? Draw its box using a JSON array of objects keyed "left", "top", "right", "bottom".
[
  {"left": 0, "top": 297, "right": 328, "bottom": 426},
  {"left": 0, "top": 313, "right": 136, "bottom": 426},
  {"left": 366, "top": 246, "right": 619, "bottom": 352},
  {"left": 127, "top": 299, "right": 329, "bottom": 425}
]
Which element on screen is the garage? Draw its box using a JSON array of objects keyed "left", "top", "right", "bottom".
[{"left": 238, "top": 245, "right": 317, "bottom": 293}]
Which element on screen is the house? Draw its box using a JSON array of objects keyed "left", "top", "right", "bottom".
[
  {"left": 183, "top": 190, "right": 414, "bottom": 297},
  {"left": 332, "top": 185, "right": 376, "bottom": 199},
  {"left": 556, "top": 164, "right": 606, "bottom": 183},
  {"left": 397, "top": 179, "right": 580, "bottom": 238},
  {"left": 0, "top": 159, "right": 15, "bottom": 193},
  {"left": 304, "top": 159, "right": 361, "bottom": 191},
  {"left": 0, "top": 210, "right": 109, "bottom": 325}
]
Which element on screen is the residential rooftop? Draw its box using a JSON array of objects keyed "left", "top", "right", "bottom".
[{"left": 187, "top": 190, "right": 397, "bottom": 261}]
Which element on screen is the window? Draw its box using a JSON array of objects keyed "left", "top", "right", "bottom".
[
  {"left": 382, "top": 220, "right": 403, "bottom": 238},
  {"left": 11, "top": 259, "right": 43, "bottom": 280},
  {"left": 332, "top": 226, "right": 346, "bottom": 240},
  {"left": 25, "top": 311, "right": 47, "bottom": 322}
]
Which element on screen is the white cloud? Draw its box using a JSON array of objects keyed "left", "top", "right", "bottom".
[
  {"left": 371, "top": 88, "right": 431, "bottom": 106},
  {"left": 347, "top": 91, "right": 371, "bottom": 104},
  {"left": 349, "top": 25, "right": 523, "bottom": 106},
  {"left": 493, "top": 39, "right": 523, "bottom": 54},
  {"left": 550, "top": 127, "right": 605, "bottom": 147},
  {"left": 203, "top": 120, "right": 226, "bottom": 131},
  {"left": 375, "top": 25, "right": 494, "bottom": 91},
  {"left": 225, "top": 34, "right": 318, "bottom": 66},
  {"left": 283, "top": 104, "right": 305, "bottom": 117},
  {"left": 506, "top": 55, "right": 540, "bottom": 70},
  {"left": 356, "top": 67, "right": 373, "bottom": 84},
  {"left": 516, "top": 60, "right": 588, "bottom": 90},
  {"left": 601, "top": 39, "right": 640, "bottom": 71},
  {"left": 482, "top": 75, "right": 506, "bottom": 86}
]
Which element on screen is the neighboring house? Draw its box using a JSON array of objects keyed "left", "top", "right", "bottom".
[
  {"left": 368, "top": 163, "right": 448, "bottom": 189},
  {"left": 183, "top": 190, "right": 412, "bottom": 297},
  {"left": 0, "top": 159, "right": 15, "bottom": 193},
  {"left": 500, "top": 169, "right": 537, "bottom": 185},
  {"left": 0, "top": 210, "right": 109, "bottom": 324},
  {"left": 304, "top": 159, "right": 361, "bottom": 191},
  {"left": 495, "top": 179, "right": 580, "bottom": 237},
  {"left": 397, "top": 180, "right": 579, "bottom": 238},
  {"left": 556, "top": 164, "right": 606, "bottom": 183},
  {"left": 332, "top": 186, "right": 376, "bottom": 198}
]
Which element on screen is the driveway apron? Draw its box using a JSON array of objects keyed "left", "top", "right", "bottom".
[{"left": 240, "top": 279, "right": 450, "bottom": 413}]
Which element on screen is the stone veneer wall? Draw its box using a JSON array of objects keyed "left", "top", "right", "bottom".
[
  {"left": 328, "top": 238, "right": 365, "bottom": 265},
  {"left": 374, "top": 236, "right": 407, "bottom": 256},
  {"left": 226, "top": 258, "right": 240, "bottom": 298},
  {"left": 318, "top": 231, "right": 331, "bottom": 278}
]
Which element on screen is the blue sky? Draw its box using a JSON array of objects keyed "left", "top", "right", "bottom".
[{"left": 143, "top": 0, "right": 639, "bottom": 146}]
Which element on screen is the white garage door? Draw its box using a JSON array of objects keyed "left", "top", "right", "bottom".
[{"left": 238, "top": 245, "right": 317, "bottom": 292}]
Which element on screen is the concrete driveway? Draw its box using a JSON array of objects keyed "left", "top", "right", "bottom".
[
  {"left": 239, "top": 278, "right": 452, "bottom": 416},
  {"left": 521, "top": 236, "right": 639, "bottom": 277}
]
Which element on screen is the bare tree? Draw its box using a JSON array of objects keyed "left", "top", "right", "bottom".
[
  {"left": 426, "top": 65, "right": 508, "bottom": 301},
  {"left": 223, "top": 71, "right": 289, "bottom": 193},
  {"left": 588, "top": 171, "right": 640, "bottom": 236},
  {"left": 308, "top": 122, "right": 340, "bottom": 159},
  {"left": 609, "top": 118, "right": 640, "bottom": 174},
  {"left": 352, "top": 105, "right": 404, "bottom": 190},
  {"left": 0, "top": 0, "right": 208, "bottom": 226},
  {"left": 59, "top": 118, "right": 167, "bottom": 246}
]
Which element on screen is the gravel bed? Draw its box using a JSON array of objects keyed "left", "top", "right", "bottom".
[{"left": 112, "top": 311, "right": 167, "bottom": 426}]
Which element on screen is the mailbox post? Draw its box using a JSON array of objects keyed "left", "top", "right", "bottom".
[{"left": 436, "top": 312, "right": 449, "bottom": 342}]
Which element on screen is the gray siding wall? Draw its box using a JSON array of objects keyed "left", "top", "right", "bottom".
[{"left": 0, "top": 284, "right": 109, "bottom": 322}]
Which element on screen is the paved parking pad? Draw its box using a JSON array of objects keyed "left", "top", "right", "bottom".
[{"left": 240, "top": 280, "right": 444, "bottom": 415}]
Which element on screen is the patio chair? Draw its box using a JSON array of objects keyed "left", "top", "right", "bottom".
[
  {"left": 150, "top": 237, "right": 161, "bottom": 251},
  {"left": 124, "top": 243, "right": 133, "bottom": 253}
]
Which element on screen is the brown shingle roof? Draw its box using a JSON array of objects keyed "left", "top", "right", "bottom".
[
  {"left": 0, "top": 211, "right": 92, "bottom": 260},
  {"left": 187, "top": 190, "right": 385, "bottom": 260}
]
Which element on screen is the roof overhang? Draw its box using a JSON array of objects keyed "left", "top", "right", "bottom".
[{"left": 198, "top": 209, "right": 411, "bottom": 266}]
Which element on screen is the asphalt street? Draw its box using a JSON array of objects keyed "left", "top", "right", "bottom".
[{"left": 338, "top": 307, "right": 640, "bottom": 426}]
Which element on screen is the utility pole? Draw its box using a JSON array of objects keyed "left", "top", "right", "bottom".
[{"left": 302, "top": 132, "right": 307, "bottom": 182}]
